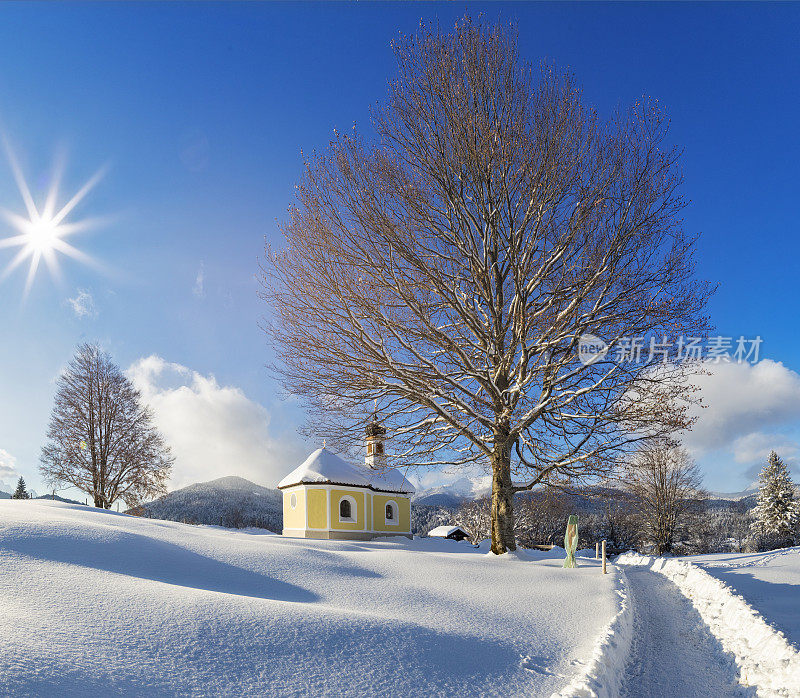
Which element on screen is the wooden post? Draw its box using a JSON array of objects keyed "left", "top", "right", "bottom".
[
  {"left": 602, "top": 540, "right": 607, "bottom": 574},
  {"left": 595, "top": 541, "right": 599, "bottom": 559}
]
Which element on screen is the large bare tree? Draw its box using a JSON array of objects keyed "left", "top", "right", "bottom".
[
  {"left": 40, "top": 343, "right": 173, "bottom": 508},
  {"left": 625, "top": 442, "right": 706, "bottom": 555},
  {"left": 261, "top": 17, "right": 712, "bottom": 553}
]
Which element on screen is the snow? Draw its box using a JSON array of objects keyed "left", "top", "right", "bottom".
[
  {"left": 0, "top": 500, "right": 620, "bottom": 696},
  {"left": 707, "top": 482, "right": 760, "bottom": 501},
  {"left": 618, "top": 552, "right": 800, "bottom": 697},
  {"left": 427, "top": 525, "right": 468, "bottom": 538},
  {"left": 368, "top": 465, "right": 417, "bottom": 494},
  {"left": 688, "top": 547, "right": 800, "bottom": 650},
  {"left": 617, "top": 565, "right": 749, "bottom": 697},
  {"left": 750, "top": 453, "right": 800, "bottom": 537},
  {"left": 413, "top": 475, "right": 491, "bottom": 506},
  {"left": 278, "top": 447, "right": 415, "bottom": 494},
  {"left": 137, "top": 475, "right": 282, "bottom": 531},
  {"left": 553, "top": 566, "right": 633, "bottom": 698}
]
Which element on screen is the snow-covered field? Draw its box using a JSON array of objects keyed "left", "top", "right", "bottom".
[
  {"left": 689, "top": 547, "right": 800, "bottom": 649},
  {"left": 0, "top": 501, "right": 621, "bottom": 697}
]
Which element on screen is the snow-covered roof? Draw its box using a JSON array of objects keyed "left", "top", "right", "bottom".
[
  {"left": 428, "top": 525, "right": 469, "bottom": 538},
  {"left": 368, "top": 468, "right": 416, "bottom": 494},
  {"left": 278, "top": 448, "right": 415, "bottom": 494}
]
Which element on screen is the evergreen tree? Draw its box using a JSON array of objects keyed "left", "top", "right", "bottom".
[
  {"left": 751, "top": 451, "right": 799, "bottom": 546},
  {"left": 12, "top": 476, "right": 30, "bottom": 500}
]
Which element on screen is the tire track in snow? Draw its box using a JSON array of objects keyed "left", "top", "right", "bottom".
[{"left": 620, "top": 566, "right": 755, "bottom": 698}]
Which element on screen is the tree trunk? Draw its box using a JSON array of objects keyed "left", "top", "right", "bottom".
[
  {"left": 93, "top": 494, "right": 103, "bottom": 508},
  {"left": 490, "top": 444, "right": 516, "bottom": 554}
]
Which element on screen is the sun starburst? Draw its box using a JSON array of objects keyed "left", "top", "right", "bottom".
[{"left": 0, "top": 139, "right": 107, "bottom": 298}]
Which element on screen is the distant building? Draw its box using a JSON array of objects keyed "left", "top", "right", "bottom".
[
  {"left": 427, "top": 525, "right": 471, "bottom": 542},
  {"left": 278, "top": 424, "right": 415, "bottom": 541}
]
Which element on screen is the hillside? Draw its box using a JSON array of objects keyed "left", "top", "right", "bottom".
[
  {"left": 133, "top": 476, "right": 282, "bottom": 531},
  {"left": 0, "top": 500, "right": 622, "bottom": 696},
  {"left": 0, "top": 490, "right": 82, "bottom": 504},
  {"left": 130, "top": 473, "right": 760, "bottom": 548}
]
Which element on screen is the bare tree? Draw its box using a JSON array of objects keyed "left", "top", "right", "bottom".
[
  {"left": 514, "top": 489, "right": 571, "bottom": 548},
  {"left": 455, "top": 497, "right": 491, "bottom": 545},
  {"left": 625, "top": 442, "right": 706, "bottom": 555},
  {"left": 40, "top": 343, "right": 173, "bottom": 509},
  {"left": 260, "top": 17, "right": 712, "bottom": 553}
]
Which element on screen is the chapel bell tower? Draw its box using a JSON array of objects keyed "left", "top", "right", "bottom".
[{"left": 365, "top": 421, "right": 387, "bottom": 470}]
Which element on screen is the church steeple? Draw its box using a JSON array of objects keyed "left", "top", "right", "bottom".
[{"left": 365, "top": 421, "right": 387, "bottom": 470}]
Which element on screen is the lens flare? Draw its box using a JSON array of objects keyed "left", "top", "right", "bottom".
[{"left": 0, "top": 139, "right": 107, "bottom": 298}]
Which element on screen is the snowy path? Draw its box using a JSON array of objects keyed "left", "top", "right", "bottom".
[{"left": 619, "top": 565, "right": 754, "bottom": 697}]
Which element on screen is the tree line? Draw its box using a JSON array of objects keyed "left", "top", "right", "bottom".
[{"left": 414, "top": 445, "right": 799, "bottom": 556}]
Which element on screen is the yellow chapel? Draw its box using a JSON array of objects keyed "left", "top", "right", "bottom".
[{"left": 278, "top": 424, "right": 414, "bottom": 541}]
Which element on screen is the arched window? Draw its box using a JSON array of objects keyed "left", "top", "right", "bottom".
[
  {"left": 289, "top": 493, "right": 297, "bottom": 509},
  {"left": 376, "top": 443, "right": 384, "bottom": 455},
  {"left": 385, "top": 503, "right": 394, "bottom": 520},
  {"left": 340, "top": 498, "right": 352, "bottom": 520}
]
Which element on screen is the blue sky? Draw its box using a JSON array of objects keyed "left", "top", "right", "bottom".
[{"left": 0, "top": 2, "right": 799, "bottom": 497}]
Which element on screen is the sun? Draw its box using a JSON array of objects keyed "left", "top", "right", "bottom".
[
  {"left": 26, "top": 215, "right": 60, "bottom": 253},
  {"left": 0, "top": 140, "right": 106, "bottom": 297}
]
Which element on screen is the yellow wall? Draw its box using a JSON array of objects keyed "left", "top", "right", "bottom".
[
  {"left": 283, "top": 485, "right": 411, "bottom": 536},
  {"left": 307, "top": 488, "right": 328, "bottom": 529},
  {"left": 330, "top": 489, "right": 365, "bottom": 531},
  {"left": 372, "top": 494, "right": 410, "bottom": 532},
  {"left": 283, "top": 487, "right": 306, "bottom": 529}
]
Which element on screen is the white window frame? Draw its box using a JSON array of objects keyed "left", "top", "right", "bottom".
[
  {"left": 384, "top": 499, "right": 399, "bottom": 526},
  {"left": 338, "top": 494, "right": 357, "bottom": 523}
]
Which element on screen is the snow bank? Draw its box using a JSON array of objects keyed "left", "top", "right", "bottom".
[
  {"left": 618, "top": 552, "right": 800, "bottom": 697},
  {"left": 689, "top": 546, "right": 800, "bottom": 649},
  {"left": 0, "top": 500, "right": 619, "bottom": 697},
  {"left": 552, "top": 566, "right": 633, "bottom": 698}
]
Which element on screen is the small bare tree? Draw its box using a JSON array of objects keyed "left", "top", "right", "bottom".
[
  {"left": 514, "top": 489, "right": 571, "bottom": 547},
  {"left": 625, "top": 443, "right": 706, "bottom": 555},
  {"left": 261, "top": 17, "right": 712, "bottom": 553},
  {"left": 455, "top": 497, "right": 491, "bottom": 545},
  {"left": 40, "top": 343, "right": 173, "bottom": 509}
]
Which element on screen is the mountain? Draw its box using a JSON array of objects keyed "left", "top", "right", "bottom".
[
  {"left": 133, "top": 476, "right": 282, "bottom": 532},
  {"left": 0, "top": 490, "right": 82, "bottom": 504},
  {"left": 35, "top": 494, "right": 84, "bottom": 505},
  {"left": 413, "top": 476, "right": 491, "bottom": 507},
  {"left": 412, "top": 477, "right": 624, "bottom": 514},
  {"left": 707, "top": 481, "right": 761, "bottom": 502}
]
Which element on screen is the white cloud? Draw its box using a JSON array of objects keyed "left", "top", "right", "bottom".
[
  {"left": 127, "top": 356, "right": 303, "bottom": 490},
  {"left": 732, "top": 432, "right": 799, "bottom": 465},
  {"left": 66, "top": 289, "right": 98, "bottom": 319},
  {"left": 0, "top": 448, "right": 18, "bottom": 492},
  {"left": 730, "top": 432, "right": 800, "bottom": 481},
  {"left": 682, "top": 360, "right": 800, "bottom": 455},
  {"left": 192, "top": 262, "right": 205, "bottom": 299}
]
